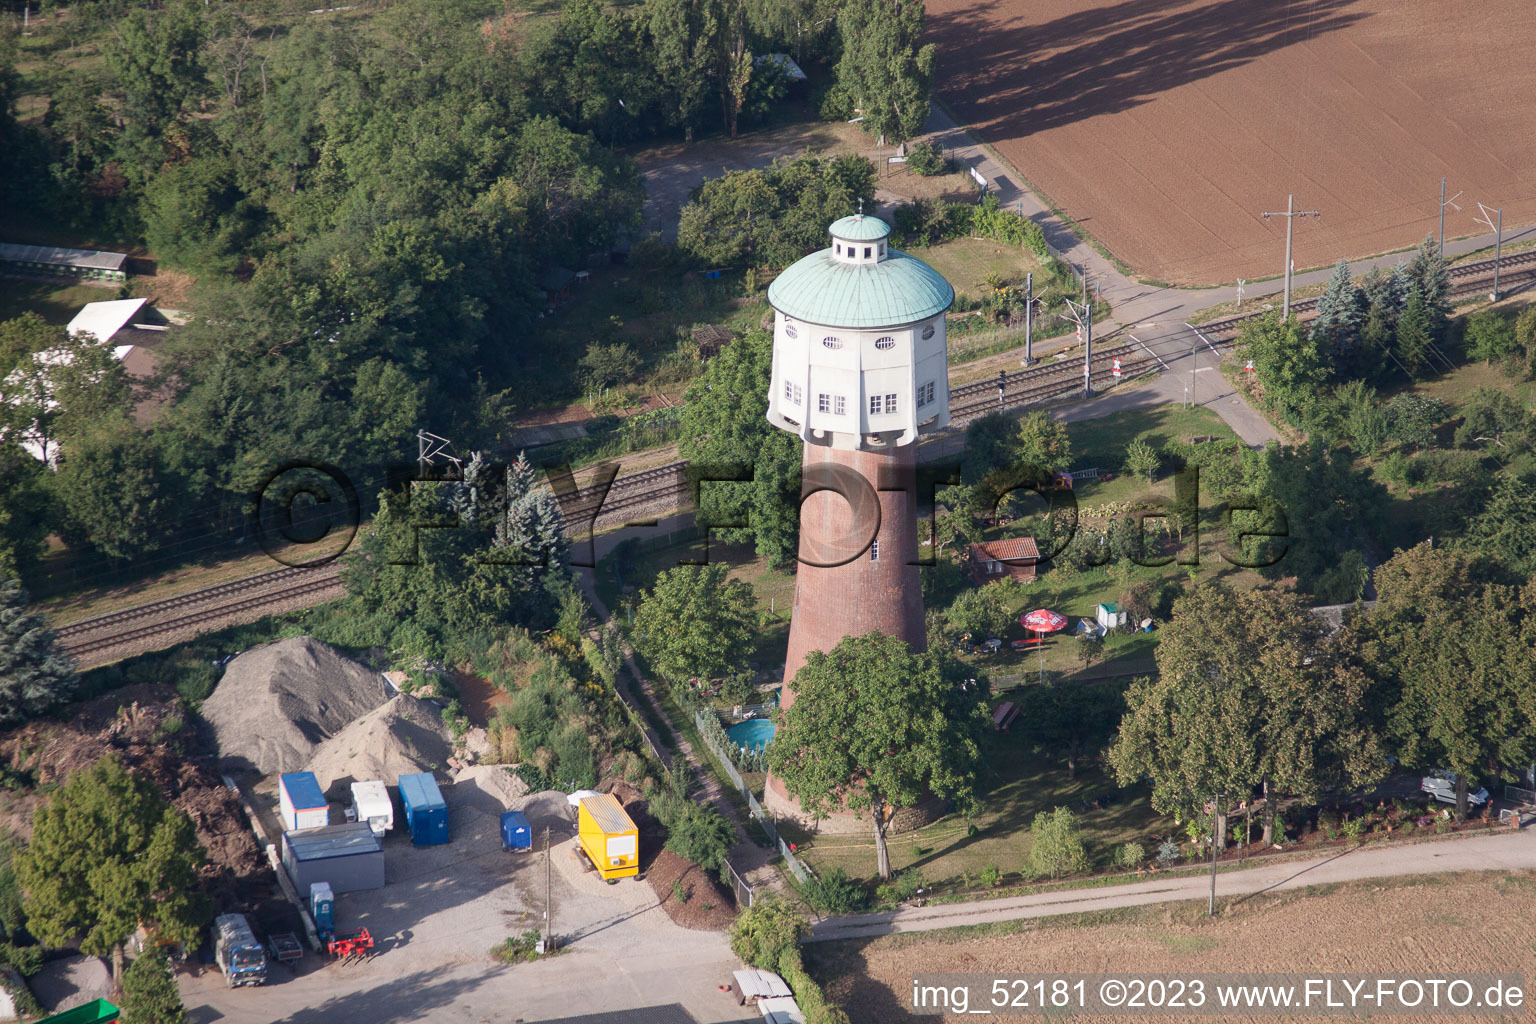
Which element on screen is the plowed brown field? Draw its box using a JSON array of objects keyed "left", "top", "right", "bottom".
[
  {"left": 812, "top": 870, "right": 1536, "bottom": 1023},
  {"left": 927, "top": 0, "right": 1536, "bottom": 285}
]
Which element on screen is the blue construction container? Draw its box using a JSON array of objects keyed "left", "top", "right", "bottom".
[
  {"left": 500, "top": 810, "right": 532, "bottom": 852},
  {"left": 398, "top": 772, "right": 448, "bottom": 846}
]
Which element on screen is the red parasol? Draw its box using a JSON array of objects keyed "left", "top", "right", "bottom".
[{"left": 1020, "top": 609, "right": 1067, "bottom": 633}]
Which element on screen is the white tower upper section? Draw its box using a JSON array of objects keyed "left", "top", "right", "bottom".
[{"left": 764, "top": 215, "right": 955, "bottom": 452}]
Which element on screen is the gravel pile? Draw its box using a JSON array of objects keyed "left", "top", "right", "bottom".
[
  {"left": 450, "top": 764, "right": 529, "bottom": 816},
  {"left": 200, "top": 637, "right": 389, "bottom": 775},
  {"left": 303, "top": 694, "right": 453, "bottom": 797}
]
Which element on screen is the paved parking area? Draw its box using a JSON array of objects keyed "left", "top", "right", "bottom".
[{"left": 179, "top": 782, "right": 747, "bottom": 1023}]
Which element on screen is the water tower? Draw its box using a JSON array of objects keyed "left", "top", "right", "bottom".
[{"left": 762, "top": 213, "right": 955, "bottom": 827}]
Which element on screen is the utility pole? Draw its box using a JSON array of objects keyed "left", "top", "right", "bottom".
[
  {"left": 543, "top": 827, "right": 553, "bottom": 952},
  {"left": 1209, "top": 794, "right": 1220, "bottom": 917},
  {"left": 1261, "top": 195, "right": 1320, "bottom": 320},
  {"left": 1438, "top": 178, "right": 1462, "bottom": 257},
  {"left": 1475, "top": 203, "right": 1503, "bottom": 300}
]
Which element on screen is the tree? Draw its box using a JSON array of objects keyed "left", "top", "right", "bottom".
[
  {"left": 1384, "top": 393, "right": 1447, "bottom": 451},
  {"left": 676, "top": 153, "right": 877, "bottom": 269},
  {"left": 1348, "top": 544, "right": 1536, "bottom": 818},
  {"left": 1123, "top": 438, "right": 1159, "bottom": 484},
  {"left": 1238, "top": 312, "right": 1329, "bottom": 425},
  {"left": 1334, "top": 380, "right": 1389, "bottom": 455},
  {"left": 661, "top": 800, "right": 735, "bottom": 875},
  {"left": 768, "top": 633, "right": 989, "bottom": 878},
  {"left": 832, "top": 0, "right": 935, "bottom": 143},
  {"left": 1014, "top": 411, "right": 1072, "bottom": 476},
  {"left": 17, "top": 755, "right": 210, "bottom": 979},
  {"left": 1463, "top": 309, "right": 1518, "bottom": 366},
  {"left": 0, "top": 574, "right": 77, "bottom": 728},
  {"left": 1017, "top": 679, "right": 1124, "bottom": 778},
  {"left": 1462, "top": 475, "right": 1536, "bottom": 577},
  {"left": 1235, "top": 439, "right": 1385, "bottom": 594},
  {"left": 1454, "top": 387, "right": 1530, "bottom": 450},
  {"left": 0, "top": 449, "right": 51, "bottom": 584},
  {"left": 1405, "top": 235, "right": 1451, "bottom": 323},
  {"left": 641, "top": 0, "right": 719, "bottom": 141},
  {"left": 677, "top": 327, "right": 801, "bottom": 568},
  {"left": 1109, "top": 585, "right": 1387, "bottom": 846},
  {"left": 104, "top": 0, "right": 207, "bottom": 176},
  {"left": 944, "top": 580, "right": 1018, "bottom": 639},
  {"left": 1394, "top": 287, "right": 1434, "bottom": 377},
  {"left": 345, "top": 455, "right": 571, "bottom": 646},
  {"left": 631, "top": 564, "right": 758, "bottom": 681},
  {"left": 1310, "top": 259, "right": 1365, "bottom": 366},
  {"left": 1028, "top": 807, "right": 1088, "bottom": 879},
  {"left": 728, "top": 894, "right": 807, "bottom": 969},
  {"left": 577, "top": 341, "right": 639, "bottom": 392},
  {"left": 120, "top": 944, "right": 185, "bottom": 1024},
  {"left": 49, "top": 417, "right": 172, "bottom": 562}
]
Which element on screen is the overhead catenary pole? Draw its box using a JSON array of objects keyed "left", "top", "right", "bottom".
[
  {"left": 1023, "top": 272, "right": 1034, "bottom": 364},
  {"left": 1438, "top": 178, "right": 1462, "bottom": 257},
  {"left": 1476, "top": 203, "right": 1503, "bottom": 299},
  {"left": 1261, "top": 195, "right": 1320, "bottom": 320}
]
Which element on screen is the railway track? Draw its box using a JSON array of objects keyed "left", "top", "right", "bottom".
[
  {"left": 53, "top": 565, "right": 321, "bottom": 640},
  {"left": 1196, "top": 249, "right": 1536, "bottom": 342},
  {"left": 62, "top": 253, "right": 1519, "bottom": 662},
  {"left": 62, "top": 573, "right": 346, "bottom": 659}
]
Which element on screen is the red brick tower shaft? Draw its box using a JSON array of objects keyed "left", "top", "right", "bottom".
[{"left": 778, "top": 443, "right": 926, "bottom": 712}]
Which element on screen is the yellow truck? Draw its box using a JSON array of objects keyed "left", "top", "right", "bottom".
[{"left": 577, "top": 793, "right": 640, "bottom": 882}]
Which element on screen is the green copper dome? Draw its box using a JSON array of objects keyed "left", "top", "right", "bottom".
[
  {"left": 828, "top": 214, "right": 891, "bottom": 242},
  {"left": 768, "top": 246, "right": 955, "bottom": 329}
]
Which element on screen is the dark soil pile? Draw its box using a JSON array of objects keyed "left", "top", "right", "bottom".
[
  {"left": 0, "top": 684, "right": 270, "bottom": 907},
  {"left": 646, "top": 849, "right": 737, "bottom": 931}
]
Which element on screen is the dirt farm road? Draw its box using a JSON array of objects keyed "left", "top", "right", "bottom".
[{"left": 808, "top": 829, "right": 1536, "bottom": 943}]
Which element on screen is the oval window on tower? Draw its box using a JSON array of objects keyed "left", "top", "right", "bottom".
[
  {"left": 784, "top": 323, "right": 798, "bottom": 338},
  {"left": 874, "top": 337, "right": 896, "bottom": 350},
  {"left": 822, "top": 336, "right": 842, "bottom": 350},
  {"left": 921, "top": 323, "right": 936, "bottom": 340}
]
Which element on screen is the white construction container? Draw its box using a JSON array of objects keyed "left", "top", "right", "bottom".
[
  {"left": 349, "top": 780, "right": 394, "bottom": 836},
  {"left": 278, "top": 772, "right": 329, "bottom": 832}
]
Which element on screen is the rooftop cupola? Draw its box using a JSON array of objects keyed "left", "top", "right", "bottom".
[{"left": 828, "top": 212, "right": 891, "bottom": 266}]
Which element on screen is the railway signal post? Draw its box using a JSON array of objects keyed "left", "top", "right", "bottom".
[{"left": 1261, "top": 194, "right": 1320, "bottom": 320}]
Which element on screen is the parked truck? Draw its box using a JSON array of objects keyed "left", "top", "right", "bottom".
[
  {"left": 213, "top": 914, "right": 268, "bottom": 988},
  {"left": 576, "top": 793, "right": 639, "bottom": 882},
  {"left": 347, "top": 780, "right": 394, "bottom": 836}
]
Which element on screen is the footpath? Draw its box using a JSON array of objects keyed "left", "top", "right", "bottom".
[{"left": 808, "top": 829, "right": 1536, "bottom": 943}]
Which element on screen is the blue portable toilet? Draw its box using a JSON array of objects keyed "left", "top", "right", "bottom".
[
  {"left": 309, "top": 882, "right": 334, "bottom": 936},
  {"left": 397, "top": 772, "right": 448, "bottom": 846},
  {"left": 500, "top": 811, "right": 532, "bottom": 852}
]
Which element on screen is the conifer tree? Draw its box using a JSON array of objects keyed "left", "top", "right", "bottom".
[
  {"left": 1395, "top": 287, "right": 1434, "bottom": 377},
  {"left": 17, "top": 755, "right": 210, "bottom": 980},
  {"left": 120, "top": 944, "right": 186, "bottom": 1024},
  {"left": 0, "top": 573, "right": 77, "bottom": 727},
  {"left": 1310, "top": 259, "right": 1365, "bottom": 368}
]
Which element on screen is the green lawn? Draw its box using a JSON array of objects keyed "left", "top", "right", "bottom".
[
  {"left": 0, "top": 277, "right": 122, "bottom": 326},
  {"left": 908, "top": 236, "right": 1053, "bottom": 299},
  {"left": 1063, "top": 404, "right": 1239, "bottom": 490},
  {"left": 790, "top": 726, "right": 1162, "bottom": 887}
]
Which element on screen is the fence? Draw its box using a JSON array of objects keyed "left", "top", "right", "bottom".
[
  {"left": 693, "top": 709, "right": 814, "bottom": 885},
  {"left": 1506, "top": 785, "right": 1536, "bottom": 808},
  {"left": 723, "top": 859, "right": 755, "bottom": 908}
]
